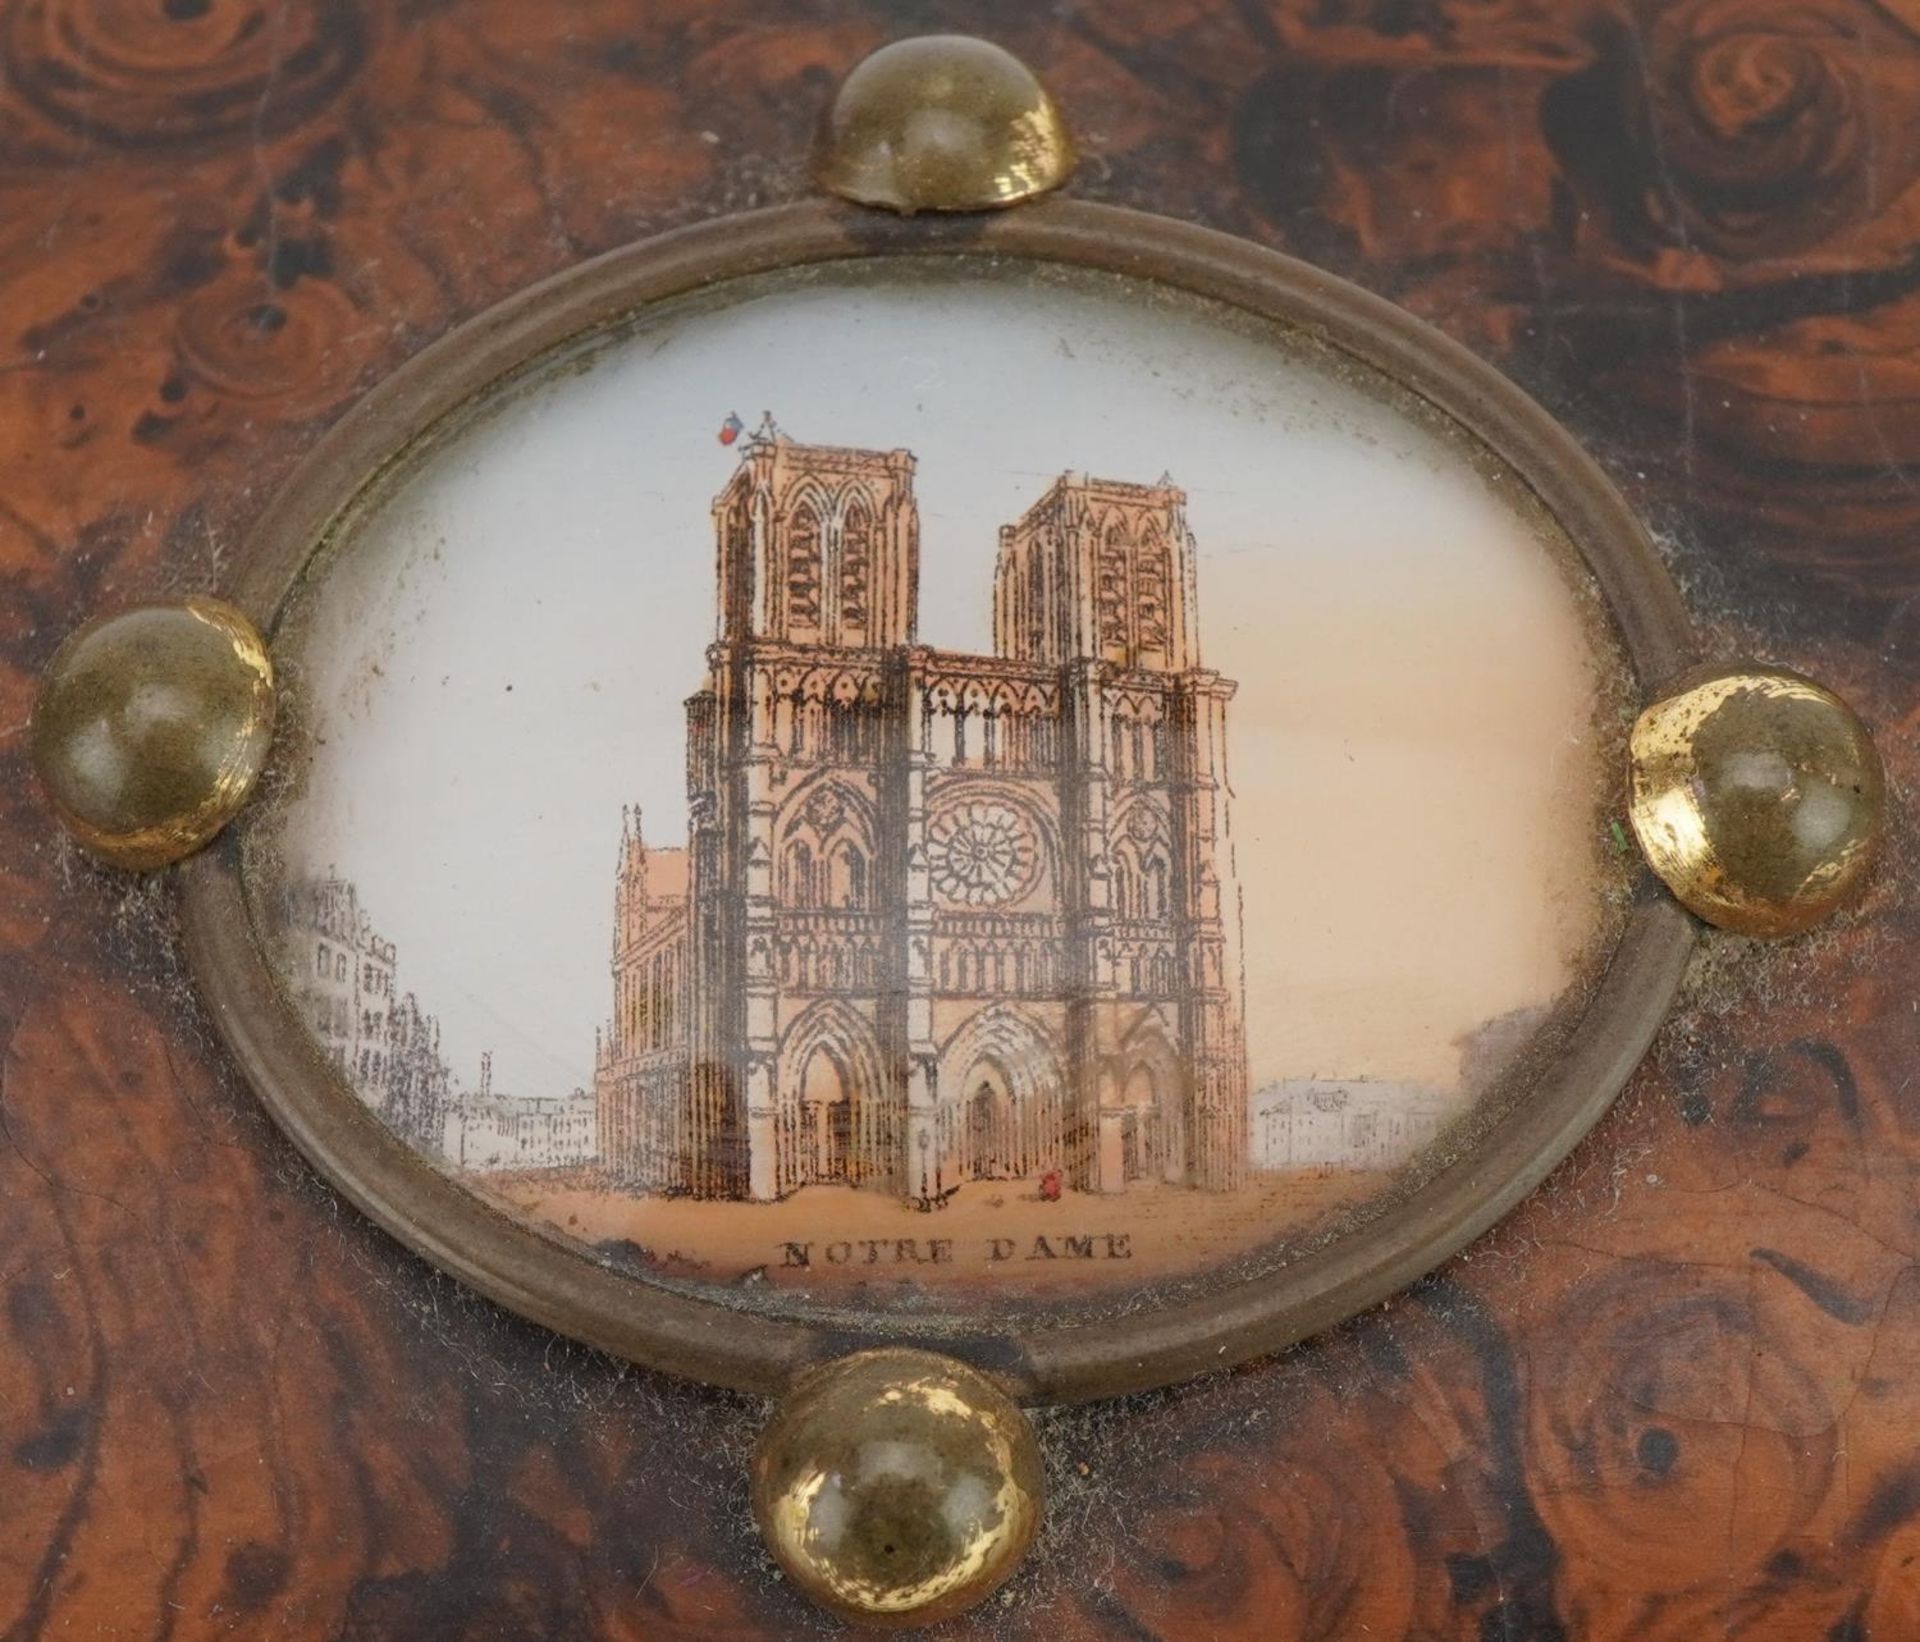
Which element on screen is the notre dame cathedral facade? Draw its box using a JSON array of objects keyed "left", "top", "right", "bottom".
[{"left": 594, "top": 430, "right": 1249, "bottom": 1202}]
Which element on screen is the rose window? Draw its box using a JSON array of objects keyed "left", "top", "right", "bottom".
[{"left": 927, "top": 801, "right": 1038, "bottom": 907}]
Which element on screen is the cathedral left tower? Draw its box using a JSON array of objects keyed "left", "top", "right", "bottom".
[{"left": 687, "top": 437, "right": 922, "bottom": 1199}]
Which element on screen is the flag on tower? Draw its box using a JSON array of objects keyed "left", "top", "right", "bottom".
[{"left": 718, "top": 411, "right": 745, "bottom": 447}]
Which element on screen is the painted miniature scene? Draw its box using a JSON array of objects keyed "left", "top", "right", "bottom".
[{"left": 256, "top": 268, "right": 1622, "bottom": 1302}]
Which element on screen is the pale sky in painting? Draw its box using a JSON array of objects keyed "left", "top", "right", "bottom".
[{"left": 271, "top": 266, "right": 1610, "bottom": 1101}]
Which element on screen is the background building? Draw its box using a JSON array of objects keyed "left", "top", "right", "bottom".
[
  {"left": 281, "top": 876, "right": 454, "bottom": 1154},
  {"left": 284, "top": 879, "right": 603, "bottom": 1175},
  {"left": 594, "top": 809, "right": 691, "bottom": 1187},
  {"left": 443, "top": 1054, "right": 600, "bottom": 1172},
  {"left": 1253, "top": 1079, "right": 1455, "bottom": 1173},
  {"left": 596, "top": 431, "right": 1250, "bottom": 1203}
]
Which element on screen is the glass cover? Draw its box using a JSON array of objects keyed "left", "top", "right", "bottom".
[{"left": 247, "top": 262, "right": 1630, "bottom": 1317}]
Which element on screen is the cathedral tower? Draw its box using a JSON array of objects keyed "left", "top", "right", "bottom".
[
  {"left": 686, "top": 435, "right": 924, "bottom": 1199},
  {"left": 993, "top": 473, "right": 1246, "bottom": 1192},
  {"left": 713, "top": 432, "right": 919, "bottom": 648},
  {"left": 993, "top": 473, "right": 1200, "bottom": 673}
]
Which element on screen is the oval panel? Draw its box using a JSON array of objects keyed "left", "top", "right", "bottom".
[{"left": 182, "top": 203, "right": 1695, "bottom": 1399}]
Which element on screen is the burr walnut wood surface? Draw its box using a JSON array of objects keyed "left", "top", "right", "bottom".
[{"left": 1, "top": 2, "right": 1915, "bottom": 1638}]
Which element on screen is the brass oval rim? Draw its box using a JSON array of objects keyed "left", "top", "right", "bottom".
[{"left": 178, "top": 198, "right": 1698, "bottom": 1404}]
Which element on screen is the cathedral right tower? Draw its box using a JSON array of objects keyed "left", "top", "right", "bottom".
[{"left": 995, "top": 472, "right": 1248, "bottom": 1194}]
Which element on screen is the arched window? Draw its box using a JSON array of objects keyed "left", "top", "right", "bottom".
[
  {"left": 1027, "top": 551, "right": 1046, "bottom": 656},
  {"left": 722, "top": 498, "right": 754, "bottom": 634},
  {"left": 785, "top": 498, "right": 823, "bottom": 638},
  {"left": 1143, "top": 855, "right": 1170, "bottom": 920},
  {"left": 839, "top": 493, "right": 873, "bottom": 645},
  {"left": 1114, "top": 857, "right": 1136, "bottom": 920},
  {"left": 785, "top": 840, "right": 816, "bottom": 907},
  {"left": 1136, "top": 529, "right": 1171, "bottom": 657},
  {"left": 834, "top": 842, "right": 868, "bottom": 909},
  {"left": 830, "top": 701, "right": 866, "bottom": 760},
  {"left": 1097, "top": 519, "right": 1131, "bottom": 660}
]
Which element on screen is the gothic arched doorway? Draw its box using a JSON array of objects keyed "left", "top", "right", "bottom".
[
  {"left": 933, "top": 1008, "right": 1069, "bottom": 1192},
  {"left": 1100, "top": 1031, "right": 1186, "bottom": 1192},
  {"left": 775, "top": 998, "right": 891, "bottom": 1198},
  {"left": 1120, "top": 1062, "right": 1162, "bottom": 1184},
  {"left": 965, "top": 1059, "right": 1016, "bottom": 1179},
  {"left": 800, "top": 1043, "right": 851, "bottom": 1184}
]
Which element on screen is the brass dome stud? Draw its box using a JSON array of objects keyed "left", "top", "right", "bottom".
[
  {"left": 751, "top": 1349, "right": 1045, "bottom": 1628},
  {"left": 30, "top": 598, "right": 276, "bottom": 870},
  {"left": 1627, "top": 663, "right": 1885, "bottom": 939},
  {"left": 817, "top": 35, "right": 1076, "bottom": 214}
]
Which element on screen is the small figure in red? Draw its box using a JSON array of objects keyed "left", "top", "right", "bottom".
[{"left": 1038, "top": 1169, "right": 1063, "bottom": 1202}]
